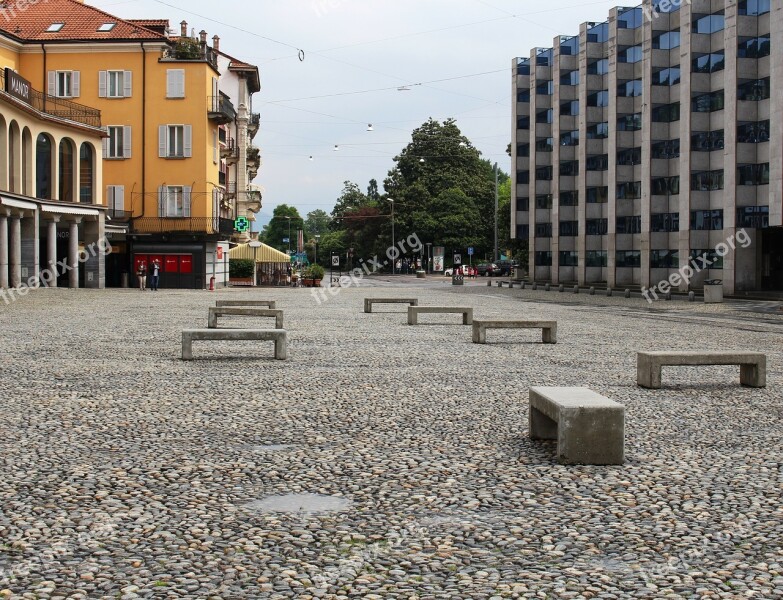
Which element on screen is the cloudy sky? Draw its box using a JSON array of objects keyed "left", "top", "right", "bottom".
[{"left": 92, "top": 0, "right": 623, "bottom": 226}]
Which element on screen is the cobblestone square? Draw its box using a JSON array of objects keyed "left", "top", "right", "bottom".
[{"left": 1, "top": 283, "right": 781, "bottom": 599}]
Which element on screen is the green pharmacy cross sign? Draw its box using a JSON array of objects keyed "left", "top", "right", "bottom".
[{"left": 234, "top": 216, "right": 250, "bottom": 233}]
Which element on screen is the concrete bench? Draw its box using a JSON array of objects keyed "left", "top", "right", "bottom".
[
  {"left": 208, "top": 307, "right": 284, "bottom": 329},
  {"left": 529, "top": 387, "right": 625, "bottom": 465},
  {"left": 407, "top": 306, "right": 473, "bottom": 325},
  {"left": 472, "top": 320, "right": 557, "bottom": 344},
  {"left": 637, "top": 351, "right": 766, "bottom": 389},
  {"left": 182, "top": 329, "right": 287, "bottom": 361},
  {"left": 215, "top": 300, "right": 276, "bottom": 309},
  {"left": 364, "top": 298, "right": 418, "bottom": 313}
]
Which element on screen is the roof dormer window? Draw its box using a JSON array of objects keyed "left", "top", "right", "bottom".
[
  {"left": 46, "top": 23, "right": 65, "bottom": 32},
  {"left": 97, "top": 23, "right": 116, "bottom": 32}
]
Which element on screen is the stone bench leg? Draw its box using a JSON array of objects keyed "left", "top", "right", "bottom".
[
  {"left": 276, "top": 314, "right": 284, "bottom": 329},
  {"left": 472, "top": 323, "right": 486, "bottom": 344},
  {"left": 274, "top": 336, "right": 287, "bottom": 360},
  {"left": 407, "top": 311, "right": 417, "bottom": 325},
  {"left": 637, "top": 355, "right": 661, "bottom": 389},
  {"left": 364, "top": 300, "right": 372, "bottom": 313},
  {"left": 463, "top": 309, "right": 473, "bottom": 325},
  {"left": 182, "top": 332, "right": 194, "bottom": 361},
  {"left": 529, "top": 406, "right": 558, "bottom": 440},
  {"left": 542, "top": 325, "right": 557, "bottom": 344},
  {"left": 740, "top": 360, "right": 766, "bottom": 387},
  {"left": 558, "top": 409, "right": 624, "bottom": 465},
  {"left": 208, "top": 311, "right": 218, "bottom": 329},
  {"left": 411, "top": 300, "right": 419, "bottom": 306}
]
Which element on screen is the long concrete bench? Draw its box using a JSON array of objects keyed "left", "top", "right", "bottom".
[
  {"left": 215, "top": 300, "right": 276, "bottom": 309},
  {"left": 407, "top": 306, "right": 473, "bottom": 325},
  {"left": 364, "top": 298, "right": 418, "bottom": 313},
  {"left": 208, "top": 307, "right": 284, "bottom": 329},
  {"left": 472, "top": 320, "right": 557, "bottom": 344},
  {"left": 637, "top": 351, "right": 766, "bottom": 389},
  {"left": 182, "top": 329, "right": 287, "bottom": 361},
  {"left": 529, "top": 387, "right": 625, "bottom": 465}
]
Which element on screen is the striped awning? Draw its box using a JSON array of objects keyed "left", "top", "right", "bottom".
[{"left": 230, "top": 242, "right": 290, "bottom": 263}]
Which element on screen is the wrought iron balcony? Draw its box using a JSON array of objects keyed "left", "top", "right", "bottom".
[
  {"left": 0, "top": 70, "right": 101, "bottom": 129},
  {"left": 248, "top": 112, "right": 260, "bottom": 138},
  {"left": 220, "top": 139, "right": 238, "bottom": 162},
  {"left": 132, "top": 217, "right": 235, "bottom": 236},
  {"left": 208, "top": 94, "right": 237, "bottom": 125}
]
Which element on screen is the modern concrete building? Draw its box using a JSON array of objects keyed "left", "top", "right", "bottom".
[{"left": 512, "top": 0, "right": 780, "bottom": 294}]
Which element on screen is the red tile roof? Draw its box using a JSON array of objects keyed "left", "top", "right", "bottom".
[{"left": 0, "top": 0, "right": 167, "bottom": 41}]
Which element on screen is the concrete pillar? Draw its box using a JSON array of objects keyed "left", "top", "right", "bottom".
[
  {"left": 68, "top": 219, "right": 81, "bottom": 289},
  {"left": 83, "top": 216, "right": 106, "bottom": 289},
  {"left": 0, "top": 214, "right": 7, "bottom": 289},
  {"left": 9, "top": 214, "right": 21, "bottom": 288},
  {"left": 47, "top": 218, "right": 59, "bottom": 288},
  {"left": 20, "top": 209, "right": 39, "bottom": 286}
]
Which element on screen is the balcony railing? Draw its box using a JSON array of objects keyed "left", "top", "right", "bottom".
[
  {"left": 161, "top": 42, "right": 219, "bottom": 69},
  {"left": 248, "top": 112, "right": 260, "bottom": 137},
  {"left": 107, "top": 209, "right": 130, "bottom": 221},
  {"left": 208, "top": 94, "right": 237, "bottom": 124},
  {"left": 0, "top": 71, "right": 101, "bottom": 129},
  {"left": 132, "top": 217, "right": 235, "bottom": 236}
]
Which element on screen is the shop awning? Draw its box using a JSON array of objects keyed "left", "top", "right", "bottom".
[
  {"left": 0, "top": 197, "right": 37, "bottom": 211},
  {"left": 41, "top": 205, "right": 101, "bottom": 217},
  {"left": 230, "top": 242, "right": 290, "bottom": 263}
]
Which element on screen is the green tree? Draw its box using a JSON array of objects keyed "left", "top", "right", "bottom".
[
  {"left": 304, "top": 209, "right": 330, "bottom": 238},
  {"left": 261, "top": 204, "right": 304, "bottom": 253},
  {"left": 383, "top": 118, "right": 500, "bottom": 257},
  {"left": 331, "top": 181, "right": 369, "bottom": 219}
]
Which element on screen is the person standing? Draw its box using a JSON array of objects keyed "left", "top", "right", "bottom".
[
  {"left": 137, "top": 261, "right": 147, "bottom": 291},
  {"left": 150, "top": 259, "right": 161, "bottom": 291}
]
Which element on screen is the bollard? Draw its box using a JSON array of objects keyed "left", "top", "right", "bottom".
[
  {"left": 532, "top": 282, "right": 538, "bottom": 290},
  {"left": 545, "top": 283, "right": 550, "bottom": 291},
  {"left": 521, "top": 281, "right": 526, "bottom": 289},
  {"left": 573, "top": 285, "right": 579, "bottom": 294},
  {"left": 558, "top": 284, "right": 564, "bottom": 292},
  {"left": 624, "top": 289, "right": 631, "bottom": 298},
  {"left": 665, "top": 292, "right": 672, "bottom": 301},
  {"left": 689, "top": 291, "right": 695, "bottom": 302},
  {"left": 590, "top": 287, "right": 595, "bottom": 296},
  {"left": 607, "top": 288, "right": 613, "bottom": 297},
  {"left": 487, "top": 280, "right": 492, "bottom": 287}
]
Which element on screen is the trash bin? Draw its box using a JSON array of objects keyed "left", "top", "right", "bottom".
[
  {"left": 121, "top": 272, "right": 129, "bottom": 288},
  {"left": 704, "top": 279, "right": 723, "bottom": 304}
]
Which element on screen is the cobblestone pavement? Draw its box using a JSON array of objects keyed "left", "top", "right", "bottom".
[{"left": 0, "top": 283, "right": 781, "bottom": 599}]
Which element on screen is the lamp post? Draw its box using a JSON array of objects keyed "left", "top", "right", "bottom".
[
  {"left": 389, "top": 198, "right": 395, "bottom": 275},
  {"left": 284, "top": 216, "right": 292, "bottom": 254},
  {"left": 426, "top": 242, "right": 432, "bottom": 274},
  {"left": 248, "top": 240, "right": 262, "bottom": 287},
  {"left": 493, "top": 162, "right": 499, "bottom": 263},
  {"left": 314, "top": 234, "right": 320, "bottom": 265}
]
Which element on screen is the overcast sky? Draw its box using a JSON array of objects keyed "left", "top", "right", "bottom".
[{"left": 92, "top": 0, "right": 624, "bottom": 226}]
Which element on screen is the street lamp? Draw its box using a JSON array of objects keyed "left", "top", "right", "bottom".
[
  {"left": 426, "top": 242, "right": 432, "bottom": 274},
  {"left": 389, "top": 199, "right": 395, "bottom": 275},
  {"left": 314, "top": 234, "right": 321, "bottom": 265},
  {"left": 248, "top": 240, "right": 262, "bottom": 287},
  {"left": 284, "top": 216, "right": 292, "bottom": 254}
]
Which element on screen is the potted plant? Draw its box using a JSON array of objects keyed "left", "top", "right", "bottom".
[{"left": 304, "top": 264, "right": 325, "bottom": 287}]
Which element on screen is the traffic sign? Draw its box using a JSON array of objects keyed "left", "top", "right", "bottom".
[
  {"left": 468, "top": 247, "right": 474, "bottom": 256},
  {"left": 332, "top": 255, "right": 340, "bottom": 267},
  {"left": 282, "top": 237, "right": 290, "bottom": 243},
  {"left": 453, "top": 253, "right": 462, "bottom": 265},
  {"left": 234, "top": 216, "right": 249, "bottom": 233}
]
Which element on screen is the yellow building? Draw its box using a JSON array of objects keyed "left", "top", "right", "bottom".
[
  {"left": 1, "top": 0, "right": 259, "bottom": 288},
  {"left": 0, "top": 38, "right": 106, "bottom": 291}
]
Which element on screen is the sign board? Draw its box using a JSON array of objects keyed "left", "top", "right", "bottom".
[
  {"left": 331, "top": 255, "right": 340, "bottom": 267},
  {"left": 468, "top": 247, "right": 474, "bottom": 256},
  {"left": 282, "top": 237, "right": 290, "bottom": 243},
  {"left": 433, "top": 246, "right": 445, "bottom": 272},
  {"left": 217, "top": 246, "right": 224, "bottom": 260},
  {"left": 453, "top": 253, "right": 462, "bottom": 265},
  {"left": 5, "top": 68, "right": 31, "bottom": 105},
  {"left": 234, "top": 216, "right": 249, "bottom": 233}
]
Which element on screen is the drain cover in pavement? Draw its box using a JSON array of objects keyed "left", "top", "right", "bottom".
[{"left": 243, "top": 493, "right": 352, "bottom": 514}]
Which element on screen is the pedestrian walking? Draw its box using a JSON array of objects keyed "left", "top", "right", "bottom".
[
  {"left": 150, "top": 259, "right": 161, "bottom": 291},
  {"left": 137, "top": 261, "right": 147, "bottom": 291}
]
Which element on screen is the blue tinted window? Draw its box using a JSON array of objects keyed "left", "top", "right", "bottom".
[
  {"left": 536, "top": 48, "right": 553, "bottom": 66},
  {"left": 738, "top": 36, "right": 771, "bottom": 58},
  {"left": 619, "top": 80, "right": 643, "bottom": 97},
  {"left": 587, "top": 59, "right": 609, "bottom": 75},
  {"left": 517, "top": 89, "right": 530, "bottom": 102},
  {"left": 692, "top": 52, "right": 725, "bottom": 73},
  {"left": 653, "top": 31, "right": 681, "bottom": 49},
  {"left": 618, "top": 7, "right": 643, "bottom": 29},
  {"left": 536, "top": 80, "right": 554, "bottom": 95},
  {"left": 587, "top": 22, "right": 608, "bottom": 43},
  {"left": 738, "top": 0, "right": 770, "bottom": 16},
  {"left": 560, "top": 70, "right": 580, "bottom": 86},
  {"left": 693, "top": 13, "right": 725, "bottom": 34},
  {"left": 560, "top": 36, "right": 579, "bottom": 55},
  {"left": 652, "top": 67, "right": 681, "bottom": 86},
  {"left": 588, "top": 91, "right": 609, "bottom": 107},
  {"left": 736, "top": 206, "right": 768, "bottom": 228},
  {"left": 516, "top": 59, "right": 530, "bottom": 76},
  {"left": 619, "top": 46, "right": 643, "bottom": 64},
  {"left": 653, "top": 0, "right": 680, "bottom": 14}
]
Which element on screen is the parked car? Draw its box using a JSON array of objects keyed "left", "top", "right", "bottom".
[
  {"left": 496, "top": 260, "right": 517, "bottom": 276},
  {"left": 476, "top": 263, "right": 500, "bottom": 276},
  {"left": 444, "top": 265, "right": 475, "bottom": 277}
]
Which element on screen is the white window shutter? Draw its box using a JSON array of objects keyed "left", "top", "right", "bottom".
[
  {"left": 115, "top": 186, "right": 125, "bottom": 211},
  {"left": 158, "top": 186, "right": 166, "bottom": 217},
  {"left": 72, "top": 71, "right": 80, "bottom": 97},
  {"left": 183, "top": 186, "right": 192, "bottom": 217},
  {"left": 178, "top": 70, "right": 185, "bottom": 98},
  {"left": 184, "top": 125, "right": 192, "bottom": 158},
  {"left": 102, "top": 137, "right": 109, "bottom": 159},
  {"left": 159, "top": 126, "right": 167, "bottom": 157},
  {"left": 124, "top": 71, "right": 132, "bottom": 97},
  {"left": 98, "top": 71, "right": 107, "bottom": 97},
  {"left": 213, "top": 130, "right": 218, "bottom": 163},
  {"left": 48, "top": 71, "right": 56, "bottom": 96},
  {"left": 123, "top": 126, "right": 132, "bottom": 158}
]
